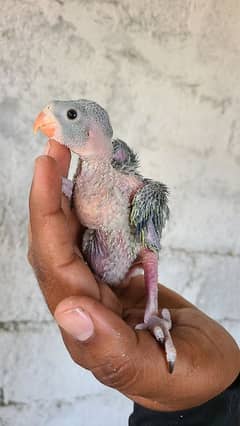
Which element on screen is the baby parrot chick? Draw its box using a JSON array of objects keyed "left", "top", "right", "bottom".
[{"left": 34, "top": 100, "right": 176, "bottom": 372}]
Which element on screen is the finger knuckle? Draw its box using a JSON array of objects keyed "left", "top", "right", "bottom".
[
  {"left": 27, "top": 247, "right": 50, "bottom": 284},
  {"left": 92, "top": 354, "right": 138, "bottom": 392}
]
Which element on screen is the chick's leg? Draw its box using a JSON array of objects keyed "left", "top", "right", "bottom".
[{"left": 135, "top": 250, "right": 177, "bottom": 373}]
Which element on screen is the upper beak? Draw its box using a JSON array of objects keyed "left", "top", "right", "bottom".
[{"left": 33, "top": 107, "right": 57, "bottom": 138}]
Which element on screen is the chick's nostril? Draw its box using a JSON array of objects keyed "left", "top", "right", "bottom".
[{"left": 44, "top": 103, "right": 53, "bottom": 113}]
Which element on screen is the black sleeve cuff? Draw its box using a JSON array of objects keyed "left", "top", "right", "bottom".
[{"left": 129, "top": 374, "right": 240, "bottom": 426}]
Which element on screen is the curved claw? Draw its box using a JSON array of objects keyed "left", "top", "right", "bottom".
[
  {"left": 168, "top": 360, "right": 175, "bottom": 374},
  {"left": 136, "top": 310, "right": 177, "bottom": 374}
]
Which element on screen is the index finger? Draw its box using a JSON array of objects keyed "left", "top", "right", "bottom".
[
  {"left": 45, "top": 139, "right": 71, "bottom": 177},
  {"left": 29, "top": 155, "right": 100, "bottom": 313}
]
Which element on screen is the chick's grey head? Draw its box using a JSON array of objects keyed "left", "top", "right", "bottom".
[{"left": 34, "top": 99, "right": 113, "bottom": 159}]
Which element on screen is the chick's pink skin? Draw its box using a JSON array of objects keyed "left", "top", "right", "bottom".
[{"left": 73, "top": 146, "right": 144, "bottom": 285}]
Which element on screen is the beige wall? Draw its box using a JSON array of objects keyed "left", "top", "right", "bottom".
[{"left": 0, "top": 1, "right": 239, "bottom": 424}]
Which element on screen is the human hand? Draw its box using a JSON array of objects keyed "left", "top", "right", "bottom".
[{"left": 28, "top": 140, "right": 240, "bottom": 412}]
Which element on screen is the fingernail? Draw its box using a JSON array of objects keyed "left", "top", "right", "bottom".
[
  {"left": 55, "top": 307, "right": 94, "bottom": 342},
  {"left": 44, "top": 141, "right": 51, "bottom": 155}
]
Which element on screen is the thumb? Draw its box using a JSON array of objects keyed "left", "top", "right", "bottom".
[{"left": 54, "top": 296, "right": 140, "bottom": 393}]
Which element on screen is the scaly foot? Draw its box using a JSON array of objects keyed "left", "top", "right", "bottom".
[{"left": 136, "top": 308, "right": 177, "bottom": 373}]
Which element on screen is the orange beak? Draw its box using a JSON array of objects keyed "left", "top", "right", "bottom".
[{"left": 33, "top": 108, "right": 57, "bottom": 138}]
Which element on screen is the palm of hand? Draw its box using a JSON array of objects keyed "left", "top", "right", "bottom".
[{"left": 94, "top": 276, "right": 238, "bottom": 411}]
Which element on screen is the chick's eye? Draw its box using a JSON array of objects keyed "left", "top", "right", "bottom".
[{"left": 67, "top": 109, "right": 78, "bottom": 120}]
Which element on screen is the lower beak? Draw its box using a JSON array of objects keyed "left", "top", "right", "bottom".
[{"left": 33, "top": 109, "right": 57, "bottom": 138}]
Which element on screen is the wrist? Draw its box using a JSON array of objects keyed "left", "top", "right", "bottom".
[{"left": 129, "top": 374, "right": 240, "bottom": 426}]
